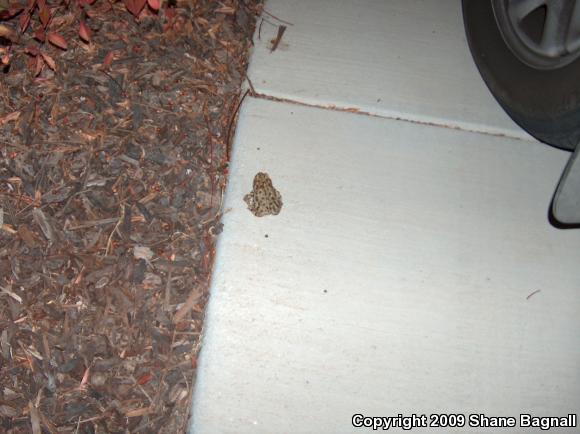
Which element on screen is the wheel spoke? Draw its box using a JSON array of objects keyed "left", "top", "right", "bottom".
[
  {"left": 540, "top": 2, "right": 568, "bottom": 55},
  {"left": 509, "top": 0, "right": 547, "bottom": 21},
  {"left": 566, "top": 0, "right": 580, "bottom": 52}
]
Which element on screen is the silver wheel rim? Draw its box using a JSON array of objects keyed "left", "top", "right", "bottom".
[{"left": 492, "top": 0, "right": 580, "bottom": 69}]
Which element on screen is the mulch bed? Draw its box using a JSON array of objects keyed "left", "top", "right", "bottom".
[{"left": 0, "top": 1, "right": 261, "bottom": 432}]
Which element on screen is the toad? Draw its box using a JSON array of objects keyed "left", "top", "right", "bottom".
[{"left": 243, "top": 172, "right": 283, "bottom": 217}]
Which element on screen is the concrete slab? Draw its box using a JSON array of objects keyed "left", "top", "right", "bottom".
[
  {"left": 190, "top": 97, "right": 580, "bottom": 434},
  {"left": 248, "top": 0, "right": 534, "bottom": 140}
]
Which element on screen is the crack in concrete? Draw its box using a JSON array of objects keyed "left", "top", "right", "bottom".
[{"left": 247, "top": 90, "right": 532, "bottom": 142}]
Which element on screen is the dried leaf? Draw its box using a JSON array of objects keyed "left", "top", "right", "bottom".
[
  {"left": 39, "top": 4, "right": 50, "bottom": 28},
  {"left": 34, "top": 54, "right": 43, "bottom": 76},
  {"left": 125, "top": 407, "right": 151, "bottom": 418},
  {"left": 102, "top": 50, "right": 115, "bottom": 69},
  {"left": 0, "top": 286, "right": 22, "bottom": 303},
  {"left": 0, "top": 111, "right": 20, "bottom": 126},
  {"left": 137, "top": 372, "right": 152, "bottom": 385},
  {"left": 29, "top": 402, "right": 41, "bottom": 434},
  {"left": 25, "top": 45, "right": 40, "bottom": 56},
  {"left": 142, "top": 273, "right": 162, "bottom": 289},
  {"left": 215, "top": 5, "right": 235, "bottom": 15},
  {"left": 33, "top": 26, "right": 45, "bottom": 42},
  {"left": 173, "top": 286, "right": 202, "bottom": 323},
  {"left": 32, "top": 208, "right": 55, "bottom": 242},
  {"left": 0, "top": 23, "right": 18, "bottom": 42},
  {"left": 19, "top": 11, "right": 31, "bottom": 33},
  {"left": 120, "top": 204, "right": 132, "bottom": 239},
  {"left": 1, "top": 224, "right": 16, "bottom": 235},
  {"left": 17, "top": 224, "right": 39, "bottom": 248},
  {"left": 124, "top": 0, "right": 146, "bottom": 17},
  {"left": 79, "top": 20, "right": 91, "bottom": 42},
  {"left": 0, "top": 405, "right": 18, "bottom": 418},
  {"left": 40, "top": 52, "right": 56, "bottom": 70},
  {"left": 0, "top": 5, "right": 24, "bottom": 21},
  {"left": 47, "top": 32, "right": 67, "bottom": 50},
  {"left": 80, "top": 367, "right": 90, "bottom": 389},
  {"left": 133, "top": 245, "right": 154, "bottom": 261},
  {"left": 147, "top": 0, "right": 160, "bottom": 11}
]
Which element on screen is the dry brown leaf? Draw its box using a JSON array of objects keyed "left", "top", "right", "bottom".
[
  {"left": 39, "top": 4, "right": 51, "bottom": 28},
  {"left": 0, "top": 23, "right": 18, "bottom": 42},
  {"left": 17, "top": 225, "right": 40, "bottom": 248},
  {"left": 102, "top": 50, "right": 115, "bottom": 69},
  {"left": 34, "top": 55, "right": 43, "bottom": 76},
  {"left": 19, "top": 10, "right": 31, "bottom": 33},
  {"left": 79, "top": 20, "right": 91, "bottom": 42},
  {"left": 124, "top": 0, "right": 146, "bottom": 17},
  {"left": 0, "top": 111, "right": 20, "bottom": 126},
  {"left": 173, "top": 286, "right": 202, "bottom": 323},
  {"left": 133, "top": 245, "right": 154, "bottom": 261},
  {"left": 125, "top": 407, "right": 151, "bottom": 417},
  {"left": 215, "top": 5, "right": 235, "bottom": 14},
  {"left": 29, "top": 402, "right": 41, "bottom": 434},
  {"left": 147, "top": 0, "right": 160, "bottom": 11},
  {"left": 40, "top": 52, "right": 56, "bottom": 71},
  {"left": 47, "top": 32, "right": 68, "bottom": 50},
  {"left": 32, "top": 208, "right": 55, "bottom": 242},
  {"left": 1, "top": 224, "right": 16, "bottom": 235},
  {"left": 33, "top": 27, "right": 45, "bottom": 42}
]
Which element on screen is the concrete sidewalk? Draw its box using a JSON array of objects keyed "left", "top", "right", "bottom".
[{"left": 190, "top": 1, "right": 580, "bottom": 433}]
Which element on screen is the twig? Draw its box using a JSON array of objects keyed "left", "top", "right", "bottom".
[
  {"left": 270, "top": 25, "right": 286, "bottom": 52},
  {"left": 163, "top": 269, "right": 172, "bottom": 312},
  {"left": 57, "top": 148, "right": 93, "bottom": 217},
  {"left": 67, "top": 215, "right": 144, "bottom": 231},
  {"left": 526, "top": 289, "right": 541, "bottom": 300},
  {"left": 101, "top": 70, "right": 126, "bottom": 97},
  {"left": 104, "top": 208, "right": 124, "bottom": 256},
  {"left": 245, "top": 74, "right": 256, "bottom": 96},
  {"left": 226, "top": 89, "right": 250, "bottom": 160},
  {"left": 172, "top": 286, "right": 202, "bottom": 323},
  {"left": 262, "top": 8, "right": 294, "bottom": 26},
  {"left": 0, "top": 285, "right": 22, "bottom": 303},
  {"left": 132, "top": 375, "right": 153, "bottom": 404},
  {"left": 133, "top": 416, "right": 165, "bottom": 433},
  {"left": 0, "top": 224, "right": 16, "bottom": 235}
]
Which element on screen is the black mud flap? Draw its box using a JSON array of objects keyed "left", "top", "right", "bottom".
[{"left": 552, "top": 146, "right": 580, "bottom": 225}]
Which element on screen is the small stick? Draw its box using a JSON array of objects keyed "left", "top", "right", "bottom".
[
  {"left": 245, "top": 74, "right": 257, "bottom": 96},
  {"left": 173, "top": 286, "right": 202, "bottom": 323},
  {"left": 226, "top": 89, "right": 250, "bottom": 160},
  {"left": 163, "top": 269, "right": 172, "bottom": 312},
  {"left": 104, "top": 207, "right": 124, "bottom": 256},
  {"left": 101, "top": 70, "right": 126, "bottom": 97},
  {"left": 262, "top": 8, "right": 294, "bottom": 26},
  {"left": 271, "top": 25, "right": 286, "bottom": 52},
  {"left": 526, "top": 289, "right": 541, "bottom": 300},
  {"left": 68, "top": 215, "right": 144, "bottom": 231}
]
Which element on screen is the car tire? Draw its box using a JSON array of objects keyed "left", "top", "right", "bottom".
[{"left": 462, "top": 0, "right": 580, "bottom": 151}]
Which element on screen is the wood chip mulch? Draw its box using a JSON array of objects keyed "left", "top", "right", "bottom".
[{"left": 0, "top": 1, "right": 261, "bottom": 432}]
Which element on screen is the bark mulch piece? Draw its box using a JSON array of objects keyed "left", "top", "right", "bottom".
[{"left": 0, "top": 1, "right": 261, "bottom": 432}]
